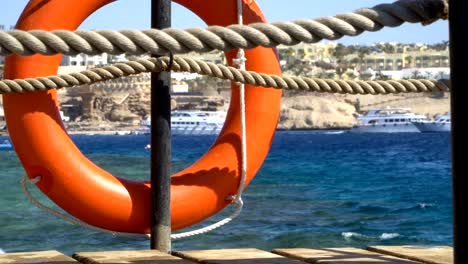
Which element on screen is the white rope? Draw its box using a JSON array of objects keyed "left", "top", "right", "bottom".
[
  {"left": 235, "top": 0, "right": 248, "bottom": 201},
  {"left": 234, "top": 2, "right": 248, "bottom": 203},
  {"left": 171, "top": 0, "right": 248, "bottom": 239},
  {"left": 22, "top": 174, "right": 244, "bottom": 240},
  {"left": 21, "top": 175, "right": 150, "bottom": 239},
  {"left": 170, "top": 199, "right": 244, "bottom": 239}
]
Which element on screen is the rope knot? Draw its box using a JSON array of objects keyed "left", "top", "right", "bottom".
[
  {"left": 158, "top": 53, "right": 175, "bottom": 72},
  {"left": 233, "top": 49, "right": 247, "bottom": 69},
  {"left": 226, "top": 194, "right": 244, "bottom": 205},
  {"left": 29, "top": 175, "right": 42, "bottom": 184},
  {"left": 167, "top": 52, "right": 174, "bottom": 71}
]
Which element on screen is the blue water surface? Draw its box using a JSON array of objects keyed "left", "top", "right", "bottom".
[{"left": 0, "top": 131, "right": 452, "bottom": 254}]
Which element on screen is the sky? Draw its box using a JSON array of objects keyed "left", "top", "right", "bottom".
[{"left": 2, "top": 0, "right": 449, "bottom": 45}]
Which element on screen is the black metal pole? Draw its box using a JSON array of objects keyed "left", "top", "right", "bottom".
[
  {"left": 150, "top": 0, "right": 171, "bottom": 252},
  {"left": 449, "top": 0, "right": 467, "bottom": 263}
]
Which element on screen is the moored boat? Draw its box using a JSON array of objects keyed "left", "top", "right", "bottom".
[
  {"left": 412, "top": 113, "right": 451, "bottom": 132},
  {"left": 0, "top": 140, "right": 12, "bottom": 150},
  {"left": 350, "top": 107, "right": 428, "bottom": 133},
  {"left": 137, "top": 111, "right": 226, "bottom": 135}
]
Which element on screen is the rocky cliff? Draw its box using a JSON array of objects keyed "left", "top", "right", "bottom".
[{"left": 279, "top": 94, "right": 357, "bottom": 129}]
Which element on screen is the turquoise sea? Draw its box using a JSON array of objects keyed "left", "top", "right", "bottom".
[{"left": 0, "top": 131, "right": 452, "bottom": 255}]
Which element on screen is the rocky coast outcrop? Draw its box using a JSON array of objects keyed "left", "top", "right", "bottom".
[{"left": 278, "top": 94, "right": 357, "bottom": 129}]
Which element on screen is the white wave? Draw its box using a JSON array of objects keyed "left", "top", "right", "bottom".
[
  {"left": 380, "top": 233, "right": 400, "bottom": 240},
  {"left": 341, "top": 232, "right": 369, "bottom": 241},
  {"left": 419, "top": 203, "right": 435, "bottom": 209},
  {"left": 0, "top": 248, "right": 4, "bottom": 254},
  {"left": 342, "top": 232, "right": 400, "bottom": 241},
  {"left": 324, "top": 130, "right": 345, "bottom": 134}
]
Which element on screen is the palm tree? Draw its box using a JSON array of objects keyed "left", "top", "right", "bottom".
[
  {"left": 383, "top": 43, "right": 395, "bottom": 53},
  {"left": 332, "top": 43, "right": 347, "bottom": 63},
  {"left": 437, "top": 71, "right": 447, "bottom": 79},
  {"left": 360, "top": 72, "right": 373, "bottom": 81},
  {"left": 411, "top": 69, "right": 421, "bottom": 79},
  {"left": 429, "top": 40, "right": 449, "bottom": 51},
  {"left": 405, "top": 56, "right": 413, "bottom": 68},
  {"left": 345, "top": 70, "right": 358, "bottom": 80},
  {"left": 285, "top": 47, "right": 296, "bottom": 57},
  {"left": 425, "top": 71, "right": 433, "bottom": 79},
  {"left": 357, "top": 46, "right": 371, "bottom": 70},
  {"left": 375, "top": 70, "right": 389, "bottom": 80}
]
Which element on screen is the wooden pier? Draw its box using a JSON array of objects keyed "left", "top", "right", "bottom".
[{"left": 0, "top": 245, "right": 453, "bottom": 263}]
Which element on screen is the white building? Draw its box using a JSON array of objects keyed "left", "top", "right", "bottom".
[
  {"left": 172, "top": 72, "right": 200, "bottom": 81},
  {"left": 61, "top": 53, "right": 109, "bottom": 66},
  {"left": 381, "top": 67, "right": 450, "bottom": 80},
  {"left": 172, "top": 80, "right": 189, "bottom": 93},
  {"left": 0, "top": 105, "right": 4, "bottom": 122}
]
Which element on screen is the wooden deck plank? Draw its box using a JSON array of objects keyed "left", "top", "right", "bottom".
[
  {"left": 0, "top": 250, "right": 78, "bottom": 263},
  {"left": 172, "top": 248, "right": 307, "bottom": 264},
  {"left": 272, "top": 248, "right": 422, "bottom": 263},
  {"left": 72, "top": 250, "right": 195, "bottom": 264},
  {"left": 368, "top": 245, "right": 453, "bottom": 264}
]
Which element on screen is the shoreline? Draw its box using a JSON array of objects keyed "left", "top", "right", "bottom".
[
  {"left": 276, "top": 127, "right": 350, "bottom": 132},
  {"left": 1, "top": 127, "right": 352, "bottom": 137}
]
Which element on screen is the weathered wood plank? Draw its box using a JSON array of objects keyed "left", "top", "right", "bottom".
[
  {"left": 172, "top": 248, "right": 306, "bottom": 264},
  {"left": 72, "top": 250, "right": 194, "bottom": 264},
  {"left": 0, "top": 250, "right": 78, "bottom": 263},
  {"left": 272, "top": 248, "right": 421, "bottom": 263},
  {"left": 368, "top": 245, "right": 453, "bottom": 264}
]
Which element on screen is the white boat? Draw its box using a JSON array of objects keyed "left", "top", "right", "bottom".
[
  {"left": 136, "top": 111, "right": 226, "bottom": 135},
  {"left": 350, "top": 107, "right": 428, "bottom": 133},
  {"left": 0, "top": 139, "right": 12, "bottom": 149},
  {"left": 412, "top": 113, "right": 451, "bottom": 133}
]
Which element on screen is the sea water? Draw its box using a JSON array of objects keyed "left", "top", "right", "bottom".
[{"left": 0, "top": 131, "right": 452, "bottom": 254}]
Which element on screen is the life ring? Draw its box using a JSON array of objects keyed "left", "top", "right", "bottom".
[{"left": 3, "top": 0, "right": 281, "bottom": 233}]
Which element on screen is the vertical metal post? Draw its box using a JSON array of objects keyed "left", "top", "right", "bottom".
[
  {"left": 449, "top": 0, "right": 467, "bottom": 263},
  {"left": 150, "top": 0, "right": 171, "bottom": 252}
]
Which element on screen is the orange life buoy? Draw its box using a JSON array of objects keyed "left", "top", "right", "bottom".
[{"left": 3, "top": 0, "right": 281, "bottom": 233}]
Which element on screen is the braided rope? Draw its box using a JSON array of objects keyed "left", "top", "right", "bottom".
[
  {"left": 0, "top": 56, "right": 451, "bottom": 95},
  {"left": 0, "top": 0, "right": 448, "bottom": 56}
]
